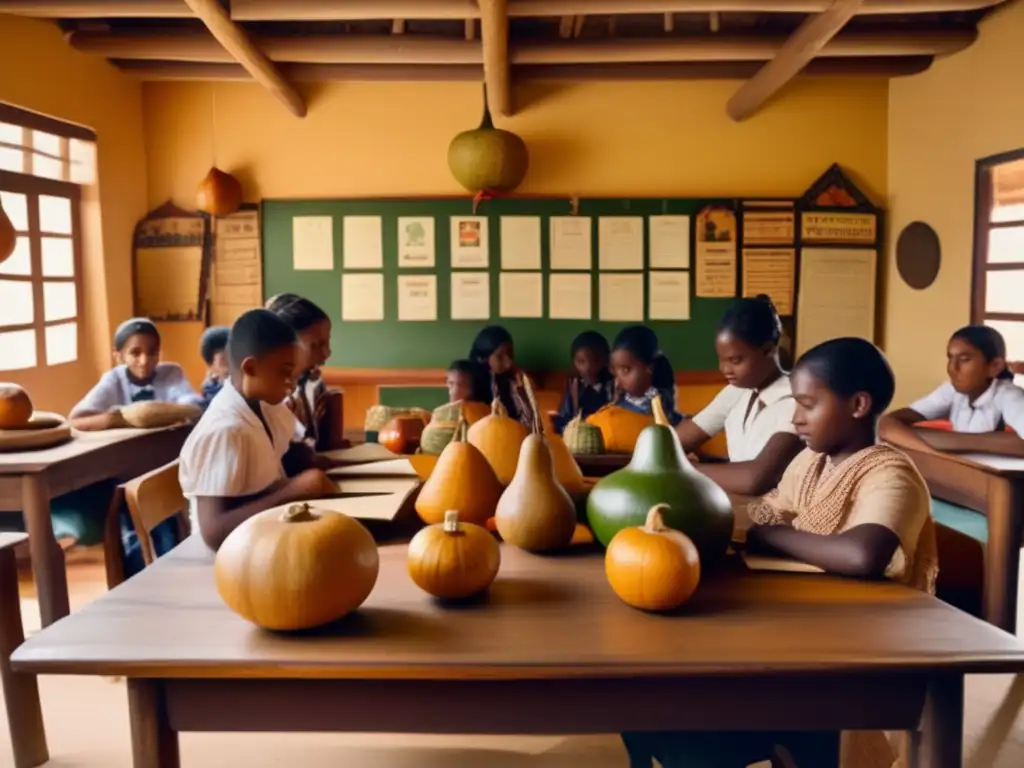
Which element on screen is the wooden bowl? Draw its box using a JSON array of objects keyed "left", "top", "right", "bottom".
[{"left": 0, "top": 411, "right": 73, "bottom": 452}]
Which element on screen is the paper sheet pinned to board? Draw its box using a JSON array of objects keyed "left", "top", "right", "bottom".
[
  {"left": 550, "top": 216, "right": 592, "bottom": 270},
  {"left": 293, "top": 216, "right": 334, "bottom": 271},
  {"left": 499, "top": 271, "right": 543, "bottom": 318},
  {"left": 341, "top": 273, "right": 384, "bottom": 321},
  {"left": 500, "top": 216, "right": 542, "bottom": 270},
  {"left": 343, "top": 215, "right": 383, "bottom": 269},
  {"left": 649, "top": 215, "right": 690, "bottom": 269},
  {"left": 795, "top": 248, "right": 877, "bottom": 356},
  {"left": 598, "top": 216, "right": 644, "bottom": 270},
  {"left": 549, "top": 273, "right": 592, "bottom": 319},
  {"left": 451, "top": 272, "right": 491, "bottom": 320},
  {"left": 599, "top": 273, "right": 644, "bottom": 321},
  {"left": 397, "top": 275, "right": 437, "bottom": 321}
]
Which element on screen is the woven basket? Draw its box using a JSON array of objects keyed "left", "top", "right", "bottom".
[
  {"left": 0, "top": 412, "right": 72, "bottom": 452},
  {"left": 563, "top": 413, "right": 605, "bottom": 455}
]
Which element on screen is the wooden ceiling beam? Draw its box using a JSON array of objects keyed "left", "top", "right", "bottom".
[
  {"left": 180, "top": 0, "right": 305, "bottom": 117},
  {"left": 727, "top": 0, "right": 863, "bottom": 122},
  {"left": 479, "top": 0, "right": 512, "bottom": 116},
  {"left": 392, "top": 19, "right": 406, "bottom": 34},
  {"left": 66, "top": 28, "right": 978, "bottom": 64}
]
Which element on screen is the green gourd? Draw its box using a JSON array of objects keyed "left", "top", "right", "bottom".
[
  {"left": 586, "top": 397, "right": 734, "bottom": 566},
  {"left": 447, "top": 86, "right": 528, "bottom": 194}
]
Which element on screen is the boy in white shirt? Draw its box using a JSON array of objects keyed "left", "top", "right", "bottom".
[{"left": 179, "top": 309, "right": 336, "bottom": 551}]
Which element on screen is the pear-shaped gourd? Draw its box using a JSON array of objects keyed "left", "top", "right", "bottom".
[
  {"left": 415, "top": 418, "right": 503, "bottom": 526},
  {"left": 467, "top": 396, "right": 529, "bottom": 485},
  {"left": 494, "top": 377, "right": 576, "bottom": 552},
  {"left": 586, "top": 397, "right": 734, "bottom": 566},
  {"left": 447, "top": 85, "right": 528, "bottom": 194},
  {"left": 196, "top": 167, "right": 243, "bottom": 216}
]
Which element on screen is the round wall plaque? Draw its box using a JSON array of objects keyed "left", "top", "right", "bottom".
[{"left": 896, "top": 222, "right": 941, "bottom": 290}]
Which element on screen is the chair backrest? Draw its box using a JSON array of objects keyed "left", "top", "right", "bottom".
[{"left": 123, "top": 459, "right": 188, "bottom": 566}]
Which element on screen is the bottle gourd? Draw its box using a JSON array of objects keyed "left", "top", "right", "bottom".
[{"left": 415, "top": 417, "right": 503, "bottom": 526}]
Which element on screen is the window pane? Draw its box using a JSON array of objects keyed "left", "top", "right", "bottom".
[
  {"left": 38, "top": 195, "right": 72, "bottom": 234},
  {"left": 986, "top": 320, "right": 1024, "bottom": 377},
  {"left": 0, "top": 146, "right": 23, "bottom": 173},
  {"left": 988, "top": 226, "right": 1024, "bottom": 263},
  {"left": 994, "top": 203, "right": 1024, "bottom": 224},
  {"left": 31, "top": 153, "right": 63, "bottom": 181},
  {"left": 0, "top": 279, "right": 33, "bottom": 326},
  {"left": 41, "top": 237, "right": 74, "bottom": 277},
  {"left": 69, "top": 139, "right": 96, "bottom": 185},
  {"left": 0, "top": 329, "right": 36, "bottom": 370},
  {"left": 43, "top": 281, "right": 75, "bottom": 322},
  {"left": 0, "top": 192, "right": 28, "bottom": 232},
  {"left": 992, "top": 157, "right": 1024, "bottom": 221},
  {"left": 31, "top": 130, "right": 61, "bottom": 156},
  {"left": 0, "top": 123, "right": 22, "bottom": 145},
  {"left": 45, "top": 321, "right": 77, "bottom": 366},
  {"left": 985, "top": 270, "right": 1024, "bottom": 314},
  {"left": 0, "top": 237, "right": 30, "bottom": 276}
]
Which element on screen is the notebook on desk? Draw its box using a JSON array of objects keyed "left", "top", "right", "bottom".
[{"left": 741, "top": 553, "right": 825, "bottom": 574}]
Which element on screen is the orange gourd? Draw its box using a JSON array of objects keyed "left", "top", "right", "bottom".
[
  {"left": 196, "top": 167, "right": 243, "bottom": 216},
  {"left": 0, "top": 198, "right": 15, "bottom": 265},
  {"left": 407, "top": 510, "right": 501, "bottom": 599},
  {"left": 415, "top": 418, "right": 503, "bottom": 526},
  {"left": 378, "top": 415, "right": 426, "bottom": 454},
  {"left": 605, "top": 504, "right": 701, "bottom": 612},
  {"left": 466, "top": 395, "right": 529, "bottom": 485},
  {"left": 586, "top": 405, "right": 654, "bottom": 454},
  {"left": 547, "top": 432, "right": 586, "bottom": 495},
  {"left": 0, "top": 383, "right": 33, "bottom": 429},
  {"left": 214, "top": 503, "right": 379, "bottom": 630},
  {"left": 461, "top": 399, "right": 491, "bottom": 425}
]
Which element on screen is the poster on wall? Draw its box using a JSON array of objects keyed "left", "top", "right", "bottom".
[
  {"left": 742, "top": 209, "right": 795, "bottom": 246},
  {"left": 694, "top": 205, "right": 737, "bottom": 298},
  {"left": 397, "top": 217, "right": 435, "bottom": 268},
  {"left": 741, "top": 248, "right": 795, "bottom": 316},
  {"left": 133, "top": 203, "right": 208, "bottom": 321},
  {"left": 795, "top": 248, "right": 877, "bottom": 356},
  {"left": 450, "top": 216, "right": 489, "bottom": 268}
]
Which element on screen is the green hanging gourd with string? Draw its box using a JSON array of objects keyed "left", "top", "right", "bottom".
[{"left": 447, "top": 85, "right": 529, "bottom": 194}]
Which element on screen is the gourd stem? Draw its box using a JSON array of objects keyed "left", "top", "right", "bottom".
[
  {"left": 491, "top": 397, "right": 508, "bottom": 418},
  {"left": 443, "top": 509, "right": 461, "bottom": 533},
  {"left": 452, "top": 413, "right": 468, "bottom": 443},
  {"left": 521, "top": 373, "right": 543, "bottom": 435},
  {"left": 651, "top": 396, "right": 670, "bottom": 427},
  {"left": 281, "top": 503, "right": 317, "bottom": 523},
  {"left": 644, "top": 504, "right": 671, "bottom": 532},
  {"left": 479, "top": 82, "right": 494, "bottom": 130}
]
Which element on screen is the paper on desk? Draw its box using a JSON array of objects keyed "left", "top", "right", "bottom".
[
  {"left": 397, "top": 274, "right": 437, "bottom": 321},
  {"left": 549, "top": 273, "right": 591, "bottom": 319},
  {"left": 333, "top": 476, "right": 421, "bottom": 497},
  {"left": 500, "top": 271, "right": 543, "bottom": 318},
  {"left": 320, "top": 443, "right": 399, "bottom": 464},
  {"left": 268, "top": 491, "right": 413, "bottom": 522},
  {"left": 341, "top": 273, "right": 384, "bottom": 321},
  {"left": 329, "top": 458, "right": 420, "bottom": 478},
  {"left": 343, "top": 215, "right": 383, "bottom": 269},
  {"left": 500, "top": 216, "right": 542, "bottom": 270},
  {"left": 741, "top": 553, "right": 825, "bottom": 574},
  {"left": 599, "top": 272, "right": 644, "bottom": 321},
  {"left": 292, "top": 216, "right": 334, "bottom": 271},
  {"left": 550, "top": 216, "right": 592, "bottom": 270},
  {"left": 451, "top": 272, "right": 490, "bottom": 320},
  {"left": 649, "top": 215, "right": 690, "bottom": 269},
  {"left": 599, "top": 216, "right": 644, "bottom": 270}
]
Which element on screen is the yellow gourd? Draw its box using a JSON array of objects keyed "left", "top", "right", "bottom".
[
  {"left": 407, "top": 510, "right": 501, "bottom": 599},
  {"left": 586, "top": 405, "right": 654, "bottom": 454},
  {"left": 415, "top": 418, "right": 503, "bottom": 526},
  {"left": 466, "top": 395, "right": 529, "bottom": 485}
]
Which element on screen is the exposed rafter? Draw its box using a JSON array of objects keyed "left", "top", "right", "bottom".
[
  {"left": 479, "top": 0, "right": 512, "bottom": 116},
  {"left": 727, "top": 0, "right": 864, "bottom": 122}
]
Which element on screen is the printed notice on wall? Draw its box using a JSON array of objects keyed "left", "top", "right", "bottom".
[
  {"left": 743, "top": 211, "right": 795, "bottom": 246},
  {"left": 451, "top": 216, "right": 489, "bottom": 268},
  {"left": 598, "top": 216, "right": 644, "bottom": 271},
  {"left": 292, "top": 216, "right": 334, "bottom": 271},
  {"left": 341, "top": 273, "right": 384, "bottom": 321},
  {"left": 397, "top": 217, "right": 435, "bottom": 268},
  {"left": 500, "top": 216, "right": 542, "bottom": 270},
  {"left": 500, "top": 272, "right": 543, "bottom": 318},
  {"left": 599, "top": 273, "right": 644, "bottom": 321},
  {"left": 550, "top": 216, "right": 592, "bottom": 271},
  {"left": 649, "top": 215, "right": 690, "bottom": 269},
  {"left": 695, "top": 205, "right": 737, "bottom": 298},
  {"left": 549, "top": 273, "right": 592, "bottom": 320},
  {"left": 343, "top": 215, "right": 383, "bottom": 269},
  {"left": 451, "top": 272, "right": 490, "bottom": 320},
  {"left": 800, "top": 212, "right": 877, "bottom": 245},
  {"left": 397, "top": 275, "right": 437, "bottom": 321},
  {"left": 795, "top": 248, "right": 877, "bottom": 357},
  {"left": 741, "top": 248, "right": 795, "bottom": 315},
  {"left": 649, "top": 271, "right": 691, "bottom": 321}
]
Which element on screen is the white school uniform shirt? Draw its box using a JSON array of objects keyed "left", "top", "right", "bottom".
[
  {"left": 690, "top": 374, "right": 796, "bottom": 462},
  {"left": 69, "top": 363, "right": 200, "bottom": 418},
  {"left": 178, "top": 379, "right": 304, "bottom": 530},
  {"left": 909, "top": 378, "right": 1024, "bottom": 434}
]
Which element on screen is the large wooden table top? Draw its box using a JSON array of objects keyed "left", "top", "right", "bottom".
[
  {"left": 0, "top": 425, "right": 192, "bottom": 475},
  {"left": 13, "top": 535, "right": 1024, "bottom": 681}
]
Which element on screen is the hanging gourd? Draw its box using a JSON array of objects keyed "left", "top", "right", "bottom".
[
  {"left": 605, "top": 504, "right": 701, "bottom": 612},
  {"left": 196, "top": 167, "right": 243, "bottom": 217},
  {"left": 415, "top": 417, "right": 503, "bottom": 526},
  {"left": 0, "top": 198, "right": 15, "bottom": 266},
  {"left": 407, "top": 510, "right": 501, "bottom": 599},
  {"left": 447, "top": 85, "right": 529, "bottom": 195},
  {"left": 467, "top": 394, "right": 529, "bottom": 485}
]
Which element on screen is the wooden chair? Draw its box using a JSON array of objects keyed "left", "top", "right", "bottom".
[{"left": 103, "top": 460, "right": 190, "bottom": 589}]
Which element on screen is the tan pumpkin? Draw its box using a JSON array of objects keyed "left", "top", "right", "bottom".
[
  {"left": 415, "top": 418, "right": 503, "bottom": 526},
  {"left": 467, "top": 397, "right": 529, "bottom": 485},
  {"left": 407, "top": 510, "right": 501, "bottom": 599},
  {"left": 0, "top": 198, "right": 15, "bottom": 266},
  {"left": 196, "top": 167, "right": 243, "bottom": 216},
  {"left": 215, "top": 503, "right": 379, "bottom": 630},
  {"left": 605, "top": 503, "right": 701, "bottom": 612},
  {"left": 0, "top": 383, "right": 33, "bottom": 429},
  {"left": 586, "top": 405, "right": 654, "bottom": 454},
  {"left": 120, "top": 401, "right": 202, "bottom": 429},
  {"left": 377, "top": 415, "right": 426, "bottom": 454}
]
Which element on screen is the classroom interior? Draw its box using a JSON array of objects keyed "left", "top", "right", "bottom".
[{"left": 3, "top": 0, "right": 1024, "bottom": 766}]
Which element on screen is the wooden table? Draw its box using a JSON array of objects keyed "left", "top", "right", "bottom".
[
  {"left": 902, "top": 448, "right": 1024, "bottom": 634},
  {"left": 13, "top": 536, "right": 1024, "bottom": 768},
  {"left": 0, "top": 426, "right": 191, "bottom": 628},
  {"left": 0, "top": 533, "right": 47, "bottom": 768}
]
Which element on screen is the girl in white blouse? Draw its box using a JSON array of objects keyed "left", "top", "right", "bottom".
[
  {"left": 880, "top": 325, "right": 1024, "bottom": 457},
  {"left": 675, "top": 295, "right": 803, "bottom": 495}
]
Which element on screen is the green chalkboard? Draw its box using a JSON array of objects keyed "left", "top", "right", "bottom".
[
  {"left": 378, "top": 386, "right": 449, "bottom": 411},
  {"left": 262, "top": 197, "right": 738, "bottom": 371}
]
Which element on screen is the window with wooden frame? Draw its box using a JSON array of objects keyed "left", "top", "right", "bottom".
[{"left": 0, "top": 103, "right": 96, "bottom": 372}]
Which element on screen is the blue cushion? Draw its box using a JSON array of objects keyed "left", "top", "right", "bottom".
[{"left": 931, "top": 498, "right": 988, "bottom": 545}]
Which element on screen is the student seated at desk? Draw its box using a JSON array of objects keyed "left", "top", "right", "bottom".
[
  {"left": 552, "top": 331, "right": 615, "bottom": 434},
  {"left": 197, "top": 325, "right": 230, "bottom": 409},
  {"left": 674, "top": 295, "right": 803, "bottom": 495},
  {"left": 446, "top": 359, "right": 474, "bottom": 403},
  {"left": 179, "top": 309, "right": 337, "bottom": 551},
  {"left": 879, "top": 325, "right": 1024, "bottom": 457},
  {"left": 467, "top": 325, "right": 535, "bottom": 429},
  {"left": 623, "top": 338, "right": 937, "bottom": 768},
  {"left": 610, "top": 325, "right": 684, "bottom": 426}
]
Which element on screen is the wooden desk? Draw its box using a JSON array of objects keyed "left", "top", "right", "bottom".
[
  {"left": 0, "top": 426, "right": 191, "bottom": 628},
  {"left": 0, "top": 533, "right": 47, "bottom": 768},
  {"left": 902, "top": 448, "right": 1024, "bottom": 633},
  {"left": 14, "top": 537, "right": 1024, "bottom": 768}
]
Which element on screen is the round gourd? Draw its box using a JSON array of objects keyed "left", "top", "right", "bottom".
[
  {"left": 586, "top": 405, "right": 654, "bottom": 454},
  {"left": 196, "top": 167, "right": 243, "bottom": 216},
  {"left": 215, "top": 503, "right": 379, "bottom": 631},
  {"left": 0, "top": 384, "right": 33, "bottom": 429},
  {"left": 447, "top": 90, "right": 528, "bottom": 194},
  {"left": 467, "top": 398, "right": 529, "bottom": 485},
  {"left": 416, "top": 419, "right": 503, "bottom": 526},
  {"left": 0, "top": 199, "right": 15, "bottom": 265},
  {"left": 606, "top": 504, "right": 701, "bottom": 612},
  {"left": 378, "top": 415, "right": 426, "bottom": 454},
  {"left": 407, "top": 510, "right": 500, "bottom": 599}
]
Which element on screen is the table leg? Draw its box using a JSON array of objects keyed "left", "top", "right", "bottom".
[
  {"left": 128, "top": 679, "right": 180, "bottom": 768},
  {"left": 0, "top": 546, "right": 48, "bottom": 768},
  {"left": 983, "top": 477, "right": 1022, "bottom": 634},
  {"left": 21, "top": 475, "right": 69, "bottom": 627},
  {"left": 908, "top": 675, "right": 963, "bottom": 768}
]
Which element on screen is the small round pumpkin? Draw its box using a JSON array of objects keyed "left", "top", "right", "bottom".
[
  {"left": 0, "top": 383, "right": 33, "bottom": 429},
  {"left": 605, "top": 504, "right": 701, "bottom": 612},
  {"left": 196, "top": 167, "right": 243, "bottom": 216},
  {"left": 215, "top": 503, "right": 379, "bottom": 631},
  {"left": 0, "top": 198, "right": 16, "bottom": 265},
  {"left": 378, "top": 415, "right": 426, "bottom": 454},
  {"left": 407, "top": 510, "right": 500, "bottom": 599}
]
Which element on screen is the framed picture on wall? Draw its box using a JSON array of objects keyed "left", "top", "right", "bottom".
[{"left": 132, "top": 201, "right": 211, "bottom": 321}]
